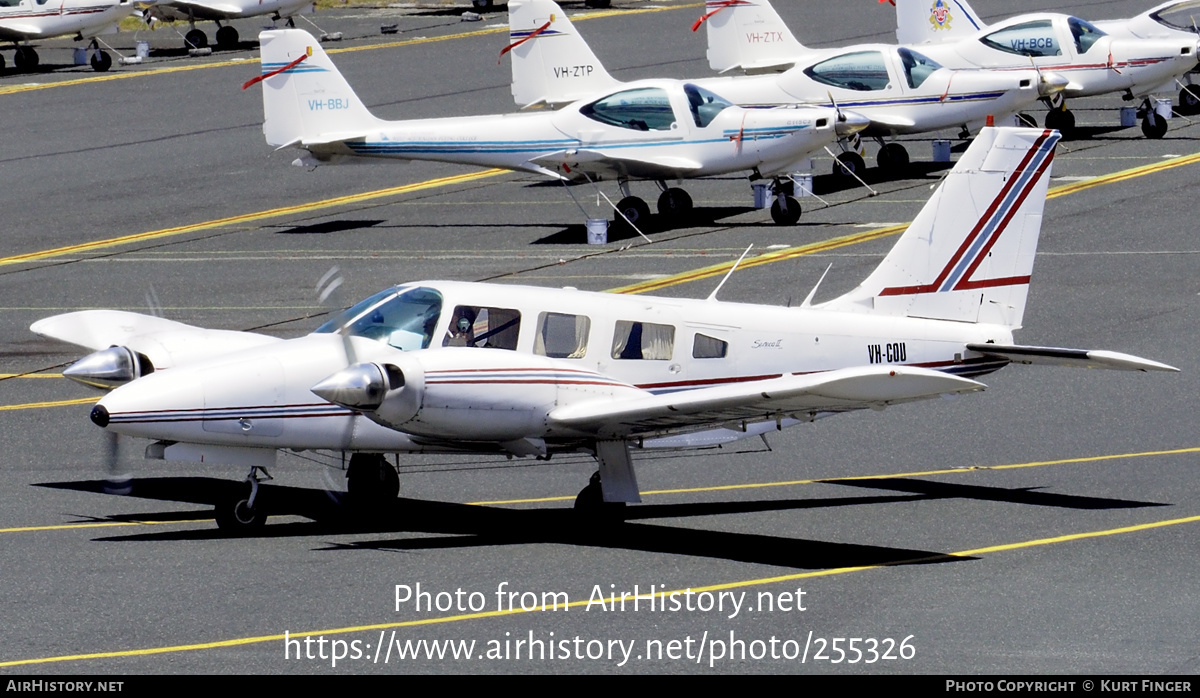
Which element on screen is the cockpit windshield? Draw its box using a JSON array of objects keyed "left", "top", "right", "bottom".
[
  {"left": 1151, "top": 2, "right": 1200, "bottom": 33},
  {"left": 897, "top": 48, "right": 942, "bottom": 89},
  {"left": 683, "top": 84, "right": 733, "bottom": 128},
  {"left": 314, "top": 286, "right": 443, "bottom": 352},
  {"left": 1068, "top": 17, "right": 1106, "bottom": 54}
]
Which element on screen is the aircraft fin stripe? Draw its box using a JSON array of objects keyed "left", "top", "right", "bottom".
[
  {"left": 245, "top": 54, "right": 310, "bottom": 89},
  {"left": 879, "top": 129, "right": 1057, "bottom": 297},
  {"left": 692, "top": 0, "right": 753, "bottom": 32},
  {"left": 500, "top": 21, "right": 552, "bottom": 63}
]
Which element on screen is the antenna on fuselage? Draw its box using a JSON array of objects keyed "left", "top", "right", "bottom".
[
  {"left": 799, "top": 263, "right": 833, "bottom": 308},
  {"left": 707, "top": 244, "right": 754, "bottom": 302}
]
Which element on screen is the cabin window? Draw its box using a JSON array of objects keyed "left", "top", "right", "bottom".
[
  {"left": 1068, "top": 17, "right": 1105, "bottom": 54},
  {"left": 898, "top": 48, "right": 942, "bottom": 89},
  {"left": 980, "top": 20, "right": 1062, "bottom": 57},
  {"left": 692, "top": 333, "right": 728, "bottom": 359},
  {"left": 314, "top": 286, "right": 442, "bottom": 352},
  {"left": 534, "top": 312, "right": 590, "bottom": 359},
  {"left": 581, "top": 87, "right": 677, "bottom": 132},
  {"left": 443, "top": 306, "right": 521, "bottom": 350},
  {"left": 611, "top": 321, "right": 675, "bottom": 360},
  {"left": 684, "top": 84, "right": 733, "bottom": 128},
  {"left": 803, "top": 51, "right": 891, "bottom": 91}
]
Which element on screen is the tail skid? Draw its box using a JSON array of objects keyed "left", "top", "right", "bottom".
[
  {"left": 821, "top": 127, "right": 1060, "bottom": 329},
  {"left": 507, "top": 0, "right": 620, "bottom": 108},
  {"left": 257, "top": 29, "right": 381, "bottom": 150}
]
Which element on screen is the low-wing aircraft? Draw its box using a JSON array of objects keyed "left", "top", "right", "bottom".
[
  {"left": 888, "top": 0, "right": 1200, "bottom": 137},
  {"left": 1086, "top": 1, "right": 1200, "bottom": 114},
  {"left": 513, "top": 0, "right": 1064, "bottom": 178},
  {"left": 145, "top": 0, "right": 314, "bottom": 49},
  {"left": 248, "top": 28, "right": 866, "bottom": 227},
  {"left": 32, "top": 127, "right": 1177, "bottom": 532},
  {"left": 0, "top": 0, "right": 139, "bottom": 71}
]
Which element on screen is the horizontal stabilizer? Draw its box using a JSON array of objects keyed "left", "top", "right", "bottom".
[
  {"left": 550, "top": 365, "right": 984, "bottom": 437},
  {"left": 966, "top": 344, "right": 1179, "bottom": 372}
]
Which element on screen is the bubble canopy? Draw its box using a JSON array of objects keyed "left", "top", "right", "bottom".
[{"left": 314, "top": 286, "right": 444, "bottom": 352}]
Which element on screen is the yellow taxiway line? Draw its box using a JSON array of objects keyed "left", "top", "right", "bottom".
[
  {"left": 0, "top": 4, "right": 699, "bottom": 96},
  {"left": 467, "top": 446, "right": 1200, "bottom": 505},
  {"left": 0, "top": 396, "right": 98, "bottom": 412},
  {"left": 3, "top": 509, "right": 1198, "bottom": 667}
]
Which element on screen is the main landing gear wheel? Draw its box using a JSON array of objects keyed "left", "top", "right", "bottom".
[
  {"left": 770, "top": 195, "right": 801, "bottom": 225},
  {"left": 832, "top": 151, "right": 865, "bottom": 178},
  {"left": 875, "top": 143, "right": 910, "bottom": 175},
  {"left": 0, "top": 54, "right": 6, "bottom": 72},
  {"left": 13, "top": 46, "right": 38, "bottom": 72},
  {"left": 1141, "top": 112, "right": 1168, "bottom": 139},
  {"left": 346, "top": 453, "right": 400, "bottom": 505},
  {"left": 185, "top": 29, "right": 208, "bottom": 49},
  {"left": 215, "top": 25, "right": 239, "bottom": 48},
  {"left": 1178, "top": 86, "right": 1200, "bottom": 116},
  {"left": 1044, "top": 108, "right": 1075, "bottom": 138},
  {"left": 573, "top": 472, "right": 626, "bottom": 522},
  {"left": 90, "top": 50, "right": 112, "bottom": 73},
  {"left": 585, "top": 0, "right": 611, "bottom": 6},
  {"left": 615, "top": 195, "right": 651, "bottom": 228},
  {"left": 656, "top": 187, "right": 693, "bottom": 220}
]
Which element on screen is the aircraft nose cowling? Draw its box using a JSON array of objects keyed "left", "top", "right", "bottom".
[
  {"left": 1038, "top": 71, "right": 1069, "bottom": 97},
  {"left": 311, "top": 363, "right": 389, "bottom": 410},
  {"left": 63, "top": 346, "right": 153, "bottom": 391},
  {"left": 834, "top": 109, "right": 871, "bottom": 137}
]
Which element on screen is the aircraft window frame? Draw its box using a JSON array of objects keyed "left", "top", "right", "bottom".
[
  {"left": 683, "top": 84, "right": 733, "bottom": 128},
  {"left": 692, "top": 333, "right": 728, "bottom": 359},
  {"left": 1067, "top": 17, "right": 1106, "bottom": 55},
  {"left": 314, "top": 286, "right": 443, "bottom": 352},
  {"left": 1150, "top": 4, "right": 1200, "bottom": 33},
  {"left": 611, "top": 320, "right": 675, "bottom": 361},
  {"left": 897, "top": 48, "right": 943, "bottom": 89},
  {"left": 580, "top": 87, "right": 678, "bottom": 132},
  {"left": 979, "top": 20, "right": 1063, "bottom": 57},
  {"left": 442, "top": 305, "right": 522, "bottom": 351},
  {"left": 0, "top": 0, "right": 27, "bottom": 5},
  {"left": 533, "top": 312, "right": 590, "bottom": 359},
  {"left": 802, "top": 50, "right": 892, "bottom": 92}
]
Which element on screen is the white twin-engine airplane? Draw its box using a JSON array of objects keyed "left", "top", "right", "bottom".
[
  {"left": 888, "top": 0, "right": 1200, "bottom": 138},
  {"left": 0, "top": 0, "right": 138, "bottom": 72},
  {"left": 32, "top": 127, "right": 1177, "bottom": 533},
  {"left": 251, "top": 29, "right": 866, "bottom": 228},
  {"left": 512, "top": 0, "right": 1064, "bottom": 180},
  {"left": 145, "top": 0, "right": 314, "bottom": 50}
]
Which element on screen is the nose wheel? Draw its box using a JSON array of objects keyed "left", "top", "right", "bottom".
[
  {"left": 346, "top": 453, "right": 400, "bottom": 506},
  {"left": 832, "top": 151, "right": 865, "bottom": 178},
  {"left": 656, "top": 187, "right": 693, "bottom": 221},
  {"left": 875, "top": 143, "right": 910, "bottom": 176},
  {"left": 1044, "top": 107, "right": 1075, "bottom": 138},
  {"left": 215, "top": 466, "right": 271, "bottom": 533}
]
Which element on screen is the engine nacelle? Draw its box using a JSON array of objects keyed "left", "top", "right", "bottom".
[{"left": 63, "top": 346, "right": 154, "bottom": 390}]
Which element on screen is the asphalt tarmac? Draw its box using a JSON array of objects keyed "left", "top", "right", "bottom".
[{"left": 0, "top": 0, "right": 1198, "bottom": 675}]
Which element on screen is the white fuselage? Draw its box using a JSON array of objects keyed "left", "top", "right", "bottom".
[
  {"left": 95, "top": 280, "right": 1013, "bottom": 453},
  {"left": 0, "top": 0, "right": 134, "bottom": 42},
  {"left": 910, "top": 13, "right": 1198, "bottom": 99},
  {"left": 308, "top": 79, "right": 846, "bottom": 180},
  {"left": 148, "top": 0, "right": 313, "bottom": 23}
]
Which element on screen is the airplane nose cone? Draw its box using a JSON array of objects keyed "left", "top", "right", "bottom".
[
  {"left": 1037, "top": 71, "right": 1069, "bottom": 97},
  {"left": 312, "top": 363, "right": 388, "bottom": 410},
  {"left": 835, "top": 110, "right": 870, "bottom": 136},
  {"left": 90, "top": 404, "right": 110, "bottom": 428}
]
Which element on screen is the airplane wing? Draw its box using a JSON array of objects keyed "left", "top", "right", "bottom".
[
  {"left": 965, "top": 344, "right": 1179, "bottom": 372},
  {"left": 549, "top": 365, "right": 984, "bottom": 438},
  {"left": 0, "top": 25, "right": 48, "bottom": 40},
  {"left": 31, "top": 310, "right": 279, "bottom": 373},
  {"left": 529, "top": 150, "right": 703, "bottom": 180}
]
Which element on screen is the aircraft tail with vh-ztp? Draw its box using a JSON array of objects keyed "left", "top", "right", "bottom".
[
  {"left": 506, "top": 0, "right": 619, "bottom": 108},
  {"left": 822, "top": 127, "right": 1058, "bottom": 330},
  {"left": 254, "top": 29, "right": 382, "bottom": 151}
]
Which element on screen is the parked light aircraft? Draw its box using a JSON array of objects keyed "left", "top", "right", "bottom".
[
  {"left": 889, "top": 0, "right": 1200, "bottom": 137},
  {"left": 512, "top": 0, "right": 1064, "bottom": 181},
  {"left": 0, "top": 0, "right": 138, "bottom": 71},
  {"left": 32, "top": 127, "right": 1177, "bottom": 532},
  {"left": 146, "top": 0, "right": 314, "bottom": 49},
  {"left": 249, "top": 29, "right": 866, "bottom": 227}
]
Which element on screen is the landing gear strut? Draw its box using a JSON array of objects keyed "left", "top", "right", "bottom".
[
  {"left": 1137, "top": 98, "right": 1168, "bottom": 139},
  {"left": 215, "top": 466, "right": 271, "bottom": 533},
  {"left": 769, "top": 177, "right": 801, "bottom": 225}
]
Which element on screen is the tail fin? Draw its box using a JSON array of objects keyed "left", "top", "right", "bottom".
[
  {"left": 821, "top": 127, "right": 1061, "bottom": 329},
  {"left": 698, "top": 0, "right": 807, "bottom": 74},
  {"left": 506, "top": 0, "right": 619, "bottom": 108},
  {"left": 256, "top": 29, "right": 380, "bottom": 148},
  {"left": 895, "top": 0, "right": 986, "bottom": 45}
]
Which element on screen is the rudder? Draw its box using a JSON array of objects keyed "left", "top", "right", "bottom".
[
  {"left": 895, "top": 0, "right": 986, "bottom": 45},
  {"left": 506, "top": 0, "right": 619, "bottom": 108},
  {"left": 697, "top": 0, "right": 807, "bottom": 74}
]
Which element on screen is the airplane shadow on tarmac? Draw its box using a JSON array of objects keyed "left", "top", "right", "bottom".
[{"left": 37, "top": 475, "right": 1166, "bottom": 570}]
